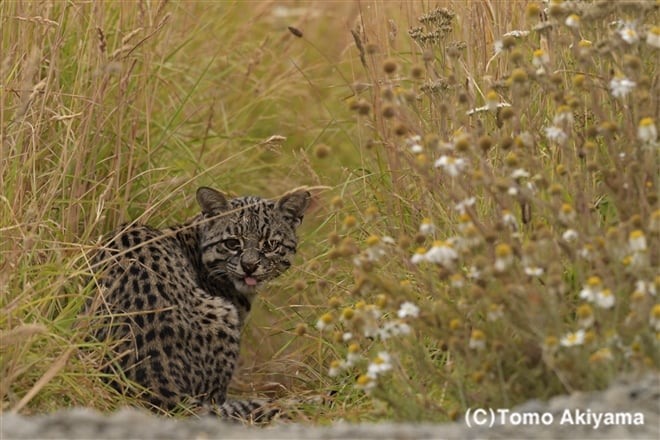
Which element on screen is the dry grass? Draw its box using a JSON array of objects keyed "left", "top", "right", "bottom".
[{"left": 1, "top": 0, "right": 658, "bottom": 422}]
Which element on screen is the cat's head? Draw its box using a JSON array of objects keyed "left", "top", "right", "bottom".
[{"left": 195, "top": 187, "right": 310, "bottom": 294}]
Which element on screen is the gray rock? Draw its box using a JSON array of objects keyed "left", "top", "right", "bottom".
[{"left": 2, "top": 373, "right": 658, "bottom": 440}]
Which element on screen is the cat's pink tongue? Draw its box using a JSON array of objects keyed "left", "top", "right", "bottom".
[{"left": 244, "top": 277, "right": 258, "bottom": 286}]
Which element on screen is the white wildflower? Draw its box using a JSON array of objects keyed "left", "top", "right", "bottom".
[
  {"left": 562, "top": 229, "right": 579, "bottom": 242},
  {"left": 434, "top": 155, "right": 468, "bottom": 177},
  {"left": 397, "top": 301, "right": 420, "bottom": 319},
  {"left": 544, "top": 126, "right": 568, "bottom": 144},
  {"left": 367, "top": 352, "right": 392, "bottom": 378},
  {"left": 610, "top": 76, "right": 636, "bottom": 98},
  {"left": 617, "top": 21, "right": 639, "bottom": 44},
  {"left": 425, "top": 240, "right": 458, "bottom": 267},
  {"left": 595, "top": 289, "right": 615, "bottom": 309},
  {"left": 560, "top": 329, "right": 585, "bottom": 347},
  {"left": 454, "top": 197, "right": 476, "bottom": 214},
  {"left": 637, "top": 118, "right": 657, "bottom": 144},
  {"left": 511, "top": 168, "right": 530, "bottom": 179},
  {"left": 646, "top": 26, "right": 660, "bottom": 49},
  {"left": 524, "top": 266, "right": 544, "bottom": 277},
  {"left": 565, "top": 14, "right": 580, "bottom": 28},
  {"left": 419, "top": 218, "right": 436, "bottom": 235}
]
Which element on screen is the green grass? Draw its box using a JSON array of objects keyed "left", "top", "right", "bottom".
[{"left": 1, "top": 0, "right": 658, "bottom": 422}]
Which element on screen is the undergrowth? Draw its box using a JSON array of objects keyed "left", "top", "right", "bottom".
[{"left": 1, "top": 0, "right": 658, "bottom": 423}]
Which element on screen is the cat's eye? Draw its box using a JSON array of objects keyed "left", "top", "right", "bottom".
[
  {"left": 222, "top": 238, "right": 242, "bottom": 251},
  {"left": 261, "top": 240, "right": 280, "bottom": 253}
]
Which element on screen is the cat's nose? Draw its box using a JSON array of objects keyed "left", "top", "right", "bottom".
[{"left": 240, "top": 250, "right": 260, "bottom": 275}]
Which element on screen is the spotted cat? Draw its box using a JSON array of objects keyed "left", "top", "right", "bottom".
[{"left": 89, "top": 187, "right": 310, "bottom": 421}]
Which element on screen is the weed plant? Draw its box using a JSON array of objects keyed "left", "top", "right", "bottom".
[{"left": 1, "top": 0, "right": 658, "bottom": 423}]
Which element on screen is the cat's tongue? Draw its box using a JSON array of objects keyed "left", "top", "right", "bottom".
[{"left": 244, "top": 277, "right": 258, "bottom": 286}]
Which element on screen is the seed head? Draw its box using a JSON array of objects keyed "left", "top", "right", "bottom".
[
  {"left": 499, "top": 106, "right": 515, "bottom": 121},
  {"left": 343, "top": 215, "right": 357, "bottom": 228},
  {"left": 314, "top": 143, "right": 331, "bottom": 159},
  {"left": 526, "top": 3, "right": 541, "bottom": 19},
  {"left": 383, "top": 58, "right": 398, "bottom": 75},
  {"left": 504, "top": 151, "right": 519, "bottom": 167},
  {"left": 394, "top": 122, "right": 408, "bottom": 136},
  {"left": 411, "top": 64, "right": 424, "bottom": 79},
  {"left": 365, "top": 43, "right": 379, "bottom": 54},
  {"left": 382, "top": 104, "right": 396, "bottom": 119},
  {"left": 623, "top": 54, "right": 641, "bottom": 71},
  {"left": 341, "top": 307, "right": 355, "bottom": 321},
  {"left": 478, "top": 135, "right": 494, "bottom": 152},
  {"left": 573, "top": 73, "right": 587, "bottom": 88},
  {"left": 510, "top": 68, "right": 528, "bottom": 84}
]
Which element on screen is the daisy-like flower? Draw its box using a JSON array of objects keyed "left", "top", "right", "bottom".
[
  {"left": 406, "top": 135, "right": 423, "bottom": 154},
  {"left": 469, "top": 329, "right": 486, "bottom": 350},
  {"left": 466, "top": 265, "right": 481, "bottom": 280},
  {"left": 576, "top": 303, "right": 594, "bottom": 328},
  {"left": 419, "top": 218, "right": 436, "bottom": 235},
  {"left": 637, "top": 118, "right": 657, "bottom": 144},
  {"left": 595, "top": 288, "right": 615, "bottom": 309},
  {"left": 328, "top": 359, "right": 345, "bottom": 377},
  {"left": 450, "top": 273, "right": 465, "bottom": 288},
  {"left": 434, "top": 155, "right": 468, "bottom": 177},
  {"left": 397, "top": 301, "right": 420, "bottom": 319},
  {"left": 487, "top": 304, "right": 504, "bottom": 321},
  {"left": 617, "top": 21, "right": 639, "bottom": 44},
  {"left": 524, "top": 266, "right": 544, "bottom": 277},
  {"left": 589, "top": 347, "right": 613, "bottom": 363},
  {"left": 553, "top": 105, "right": 574, "bottom": 126},
  {"left": 560, "top": 329, "right": 585, "bottom": 347},
  {"left": 316, "top": 313, "right": 334, "bottom": 331},
  {"left": 346, "top": 344, "right": 361, "bottom": 367},
  {"left": 558, "top": 203, "right": 576, "bottom": 224},
  {"left": 455, "top": 223, "right": 481, "bottom": 251},
  {"left": 501, "top": 209, "right": 518, "bottom": 231},
  {"left": 543, "top": 335, "right": 559, "bottom": 354},
  {"left": 628, "top": 229, "right": 647, "bottom": 253},
  {"left": 610, "top": 76, "right": 636, "bottom": 98},
  {"left": 532, "top": 49, "right": 550, "bottom": 69},
  {"left": 511, "top": 168, "right": 530, "bottom": 179},
  {"left": 454, "top": 197, "right": 476, "bottom": 214},
  {"left": 565, "top": 14, "right": 580, "bottom": 28},
  {"left": 379, "top": 320, "right": 412, "bottom": 340},
  {"left": 646, "top": 26, "right": 660, "bottom": 49},
  {"left": 562, "top": 229, "right": 579, "bottom": 242},
  {"left": 485, "top": 90, "right": 499, "bottom": 111},
  {"left": 367, "top": 351, "right": 392, "bottom": 378},
  {"left": 578, "top": 244, "right": 594, "bottom": 261},
  {"left": 650, "top": 304, "right": 660, "bottom": 331},
  {"left": 544, "top": 126, "right": 568, "bottom": 144},
  {"left": 363, "top": 235, "right": 387, "bottom": 261},
  {"left": 580, "top": 276, "right": 603, "bottom": 302},
  {"left": 425, "top": 240, "right": 458, "bottom": 267},
  {"left": 356, "top": 374, "right": 375, "bottom": 391},
  {"left": 634, "top": 279, "right": 657, "bottom": 297},
  {"left": 411, "top": 247, "right": 427, "bottom": 264},
  {"left": 494, "top": 243, "right": 513, "bottom": 272}
]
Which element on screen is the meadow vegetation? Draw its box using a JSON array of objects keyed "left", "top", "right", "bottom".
[{"left": 1, "top": 0, "right": 658, "bottom": 423}]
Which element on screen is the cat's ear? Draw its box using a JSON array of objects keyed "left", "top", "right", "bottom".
[
  {"left": 276, "top": 189, "right": 310, "bottom": 228},
  {"left": 196, "top": 187, "right": 229, "bottom": 216}
]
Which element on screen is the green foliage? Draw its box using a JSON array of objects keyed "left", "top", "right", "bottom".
[{"left": 1, "top": 0, "right": 658, "bottom": 422}]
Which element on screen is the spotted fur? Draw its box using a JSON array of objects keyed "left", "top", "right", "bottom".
[{"left": 89, "top": 187, "right": 310, "bottom": 422}]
